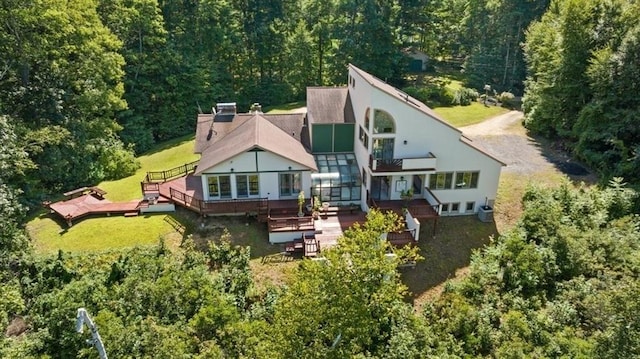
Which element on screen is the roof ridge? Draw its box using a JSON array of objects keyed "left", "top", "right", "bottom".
[{"left": 348, "top": 63, "right": 461, "bottom": 134}]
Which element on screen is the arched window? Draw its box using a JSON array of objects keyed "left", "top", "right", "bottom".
[{"left": 373, "top": 109, "right": 395, "bottom": 134}]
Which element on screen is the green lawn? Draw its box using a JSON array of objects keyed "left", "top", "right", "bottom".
[
  {"left": 265, "top": 101, "right": 306, "bottom": 114},
  {"left": 99, "top": 135, "right": 199, "bottom": 202},
  {"left": 28, "top": 135, "right": 199, "bottom": 253},
  {"left": 433, "top": 102, "right": 509, "bottom": 128},
  {"left": 28, "top": 212, "right": 183, "bottom": 254}
]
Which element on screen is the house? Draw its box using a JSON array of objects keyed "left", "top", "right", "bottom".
[
  {"left": 404, "top": 48, "right": 431, "bottom": 72},
  {"left": 142, "top": 64, "right": 504, "bottom": 243}
]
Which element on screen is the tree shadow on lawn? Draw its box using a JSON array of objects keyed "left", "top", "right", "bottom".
[{"left": 402, "top": 216, "right": 498, "bottom": 306}]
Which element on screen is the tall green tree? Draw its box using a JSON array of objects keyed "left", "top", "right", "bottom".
[
  {"left": 524, "top": 0, "right": 640, "bottom": 180},
  {"left": 268, "top": 210, "right": 420, "bottom": 357},
  {"left": 575, "top": 23, "right": 640, "bottom": 179},
  {"left": 463, "top": 0, "right": 550, "bottom": 94},
  {"left": 330, "top": 0, "right": 406, "bottom": 85},
  {"left": 0, "top": 0, "right": 138, "bottom": 194},
  {"left": 98, "top": 0, "right": 172, "bottom": 153}
]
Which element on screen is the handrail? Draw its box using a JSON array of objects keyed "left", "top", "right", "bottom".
[
  {"left": 423, "top": 187, "right": 442, "bottom": 215},
  {"left": 424, "top": 187, "right": 442, "bottom": 205},
  {"left": 144, "top": 160, "right": 199, "bottom": 183},
  {"left": 268, "top": 216, "right": 314, "bottom": 231},
  {"left": 169, "top": 187, "right": 268, "bottom": 214}
]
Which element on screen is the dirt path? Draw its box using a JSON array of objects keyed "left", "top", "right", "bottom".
[
  {"left": 460, "top": 110, "right": 524, "bottom": 137},
  {"left": 460, "top": 111, "right": 553, "bottom": 175},
  {"left": 460, "top": 110, "right": 594, "bottom": 178}
]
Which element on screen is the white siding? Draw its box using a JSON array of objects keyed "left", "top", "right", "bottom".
[
  {"left": 199, "top": 150, "right": 314, "bottom": 200},
  {"left": 348, "top": 66, "right": 502, "bottom": 214}
]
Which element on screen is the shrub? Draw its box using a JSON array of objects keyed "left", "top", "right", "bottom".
[
  {"left": 498, "top": 91, "right": 517, "bottom": 109},
  {"left": 453, "top": 87, "right": 479, "bottom": 106},
  {"left": 403, "top": 80, "right": 454, "bottom": 107}
]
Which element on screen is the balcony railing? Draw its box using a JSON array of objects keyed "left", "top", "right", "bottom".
[
  {"left": 144, "top": 160, "right": 199, "bottom": 183},
  {"left": 369, "top": 152, "right": 436, "bottom": 172}
]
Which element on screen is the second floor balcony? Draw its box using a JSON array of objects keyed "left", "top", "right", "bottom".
[{"left": 369, "top": 152, "right": 437, "bottom": 172}]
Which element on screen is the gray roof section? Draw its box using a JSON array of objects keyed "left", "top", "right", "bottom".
[
  {"left": 195, "top": 114, "right": 317, "bottom": 175},
  {"left": 195, "top": 112, "right": 309, "bottom": 154},
  {"left": 306, "top": 87, "right": 355, "bottom": 125}
]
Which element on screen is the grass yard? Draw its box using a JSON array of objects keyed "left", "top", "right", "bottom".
[
  {"left": 403, "top": 216, "right": 498, "bottom": 310},
  {"left": 265, "top": 101, "right": 306, "bottom": 114},
  {"left": 99, "top": 135, "right": 199, "bottom": 202},
  {"left": 434, "top": 102, "right": 509, "bottom": 127},
  {"left": 28, "top": 135, "right": 199, "bottom": 253},
  {"left": 28, "top": 212, "right": 184, "bottom": 254}
]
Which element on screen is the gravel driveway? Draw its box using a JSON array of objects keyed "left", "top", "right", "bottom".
[{"left": 460, "top": 111, "right": 592, "bottom": 178}]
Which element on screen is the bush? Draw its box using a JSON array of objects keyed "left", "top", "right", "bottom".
[
  {"left": 498, "top": 92, "right": 517, "bottom": 109},
  {"left": 403, "top": 82, "right": 454, "bottom": 107},
  {"left": 452, "top": 87, "right": 479, "bottom": 106}
]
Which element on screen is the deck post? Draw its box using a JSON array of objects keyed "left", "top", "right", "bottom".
[{"left": 432, "top": 217, "right": 438, "bottom": 238}]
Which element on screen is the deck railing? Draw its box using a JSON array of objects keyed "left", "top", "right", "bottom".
[
  {"left": 268, "top": 216, "right": 314, "bottom": 232},
  {"left": 368, "top": 153, "right": 437, "bottom": 172},
  {"left": 423, "top": 187, "right": 442, "bottom": 215},
  {"left": 144, "top": 160, "right": 199, "bottom": 183},
  {"left": 387, "top": 228, "right": 417, "bottom": 247},
  {"left": 168, "top": 187, "right": 268, "bottom": 215}
]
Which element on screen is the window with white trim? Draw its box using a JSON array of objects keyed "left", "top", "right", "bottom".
[
  {"left": 429, "top": 172, "right": 453, "bottom": 190},
  {"left": 455, "top": 171, "right": 480, "bottom": 189},
  {"left": 451, "top": 202, "right": 460, "bottom": 213},
  {"left": 373, "top": 109, "right": 395, "bottom": 134},
  {"left": 441, "top": 203, "right": 450, "bottom": 213},
  {"left": 208, "top": 175, "right": 231, "bottom": 198},
  {"left": 279, "top": 172, "right": 302, "bottom": 197},
  {"left": 236, "top": 174, "right": 259, "bottom": 197},
  {"left": 364, "top": 108, "right": 370, "bottom": 130},
  {"left": 359, "top": 126, "right": 369, "bottom": 148},
  {"left": 466, "top": 201, "right": 475, "bottom": 212}
]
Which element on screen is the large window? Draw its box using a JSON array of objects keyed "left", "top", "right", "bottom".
[
  {"left": 412, "top": 175, "right": 423, "bottom": 195},
  {"left": 455, "top": 171, "right": 479, "bottom": 189},
  {"left": 279, "top": 172, "right": 301, "bottom": 197},
  {"left": 236, "top": 174, "right": 259, "bottom": 197},
  {"left": 312, "top": 154, "right": 361, "bottom": 202},
  {"left": 372, "top": 138, "right": 394, "bottom": 160},
  {"left": 208, "top": 175, "right": 231, "bottom": 198},
  {"left": 429, "top": 172, "right": 453, "bottom": 190},
  {"left": 373, "top": 109, "right": 395, "bottom": 134}
]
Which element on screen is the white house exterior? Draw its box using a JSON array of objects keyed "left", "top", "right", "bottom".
[
  {"left": 192, "top": 64, "right": 503, "bottom": 219},
  {"left": 346, "top": 65, "right": 504, "bottom": 215},
  {"left": 194, "top": 113, "right": 316, "bottom": 202}
]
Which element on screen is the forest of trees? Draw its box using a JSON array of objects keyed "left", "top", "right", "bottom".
[
  {"left": 2, "top": 0, "right": 640, "bottom": 357},
  {"left": 2, "top": 184, "right": 638, "bottom": 357},
  {"left": 0, "top": 0, "right": 553, "bottom": 202},
  {"left": 523, "top": 0, "right": 640, "bottom": 180}
]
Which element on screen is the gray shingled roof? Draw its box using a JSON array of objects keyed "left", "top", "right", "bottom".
[
  {"left": 194, "top": 114, "right": 317, "bottom": 175},
  {"left": 306, "top": 87, "right": 355, "bottom": 125},
  {"left": 195, "top": 112, "right": 309, "bottom": 154}
]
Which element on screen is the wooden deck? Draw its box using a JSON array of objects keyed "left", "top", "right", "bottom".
[
  {"left": 48, "top": 193, "right": 141, "bottom": 226},
  {"left": 374, "top": 199, "right": 439, "bottom": 219}
]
